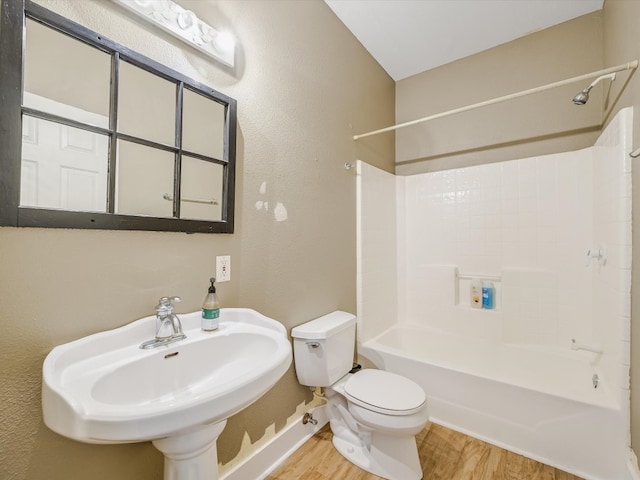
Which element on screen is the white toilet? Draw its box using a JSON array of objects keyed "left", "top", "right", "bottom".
[{"left": 291, "top": 311, "right": 428, "bottom": 480}]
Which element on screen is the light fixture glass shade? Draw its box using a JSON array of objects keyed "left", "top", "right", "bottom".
[{"left": 111, "top": 0, "right": 235, "bottom": 67}]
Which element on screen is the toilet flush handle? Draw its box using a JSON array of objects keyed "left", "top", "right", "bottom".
[{"left": 306, "top": 341, "right": 320, "bottom": 348}]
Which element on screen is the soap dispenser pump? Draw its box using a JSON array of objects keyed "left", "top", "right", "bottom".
[{"left": 202, "top": 277, "right": 220, "bottom": 331}]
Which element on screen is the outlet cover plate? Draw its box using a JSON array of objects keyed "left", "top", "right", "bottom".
[{"left": 216, "top": 255, "right": 231, "bottom": 282}]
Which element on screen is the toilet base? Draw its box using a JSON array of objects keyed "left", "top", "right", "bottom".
[
  {"left": 332, "top": 430, "right": 422, "bottom": 480},
  {"left": 323, "top": 376, "right": 426, "bottom": 480}
]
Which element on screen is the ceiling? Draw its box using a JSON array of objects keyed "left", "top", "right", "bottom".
[{"left": 324, "top": 0, "right": 604, "bottom": 81}]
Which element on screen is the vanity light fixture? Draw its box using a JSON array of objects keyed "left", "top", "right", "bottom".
[{"left": 110, "top": 0, "right": 235, "bottom": 67}]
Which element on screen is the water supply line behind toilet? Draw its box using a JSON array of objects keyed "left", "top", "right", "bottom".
[
  {"left": 302, "top": 363, "right": 362, "bottom": 426},
  {"left": 302, "top": 387, "right": 328, "bottom": 425}
]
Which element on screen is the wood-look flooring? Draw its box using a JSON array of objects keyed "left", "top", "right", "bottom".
[{"left": 266, "top": 422, "right": 584, "bottom": 480}]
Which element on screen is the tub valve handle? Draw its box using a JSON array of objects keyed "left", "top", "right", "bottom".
[{"left": 586, "top": 246, "right": 606, "bottom": 267}]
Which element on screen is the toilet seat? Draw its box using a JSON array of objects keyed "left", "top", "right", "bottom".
[{"left": 343, "top": 369, "right": 426, "bottom": 416}]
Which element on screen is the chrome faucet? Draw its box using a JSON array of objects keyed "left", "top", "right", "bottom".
[{"left": 140, "top": 296, "right": 187, "bottom": 349}]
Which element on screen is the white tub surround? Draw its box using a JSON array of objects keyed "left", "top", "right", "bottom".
[{"left": 356, "top": 108, "right": 633, "bottom": 480}]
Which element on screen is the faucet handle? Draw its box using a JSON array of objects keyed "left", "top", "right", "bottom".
[
  {"left": 156, "top": 296, "right": 181, "bottom": 315},
  {"left": 159, "top": 296, "right": 181, "bottom": 305}
]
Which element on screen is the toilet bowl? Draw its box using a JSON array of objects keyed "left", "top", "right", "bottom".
[{"left": 291, "top": 311, "right": 428, "bottom": 480}]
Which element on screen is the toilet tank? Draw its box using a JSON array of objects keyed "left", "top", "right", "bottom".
[{"left": 291, "top": 311, "right": 356, "bottom": 387}]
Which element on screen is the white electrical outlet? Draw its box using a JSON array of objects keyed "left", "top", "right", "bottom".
[{"left": 216, "top": 255, "right": 231, "bottom": 282}]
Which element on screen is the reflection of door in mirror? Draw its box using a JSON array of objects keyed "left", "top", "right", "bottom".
[
  {"left": 21, "top": 93, "right": 109, "bottom": 213},
  {"left": 22, "top": 19, "right": 111, "bottom": 213}
]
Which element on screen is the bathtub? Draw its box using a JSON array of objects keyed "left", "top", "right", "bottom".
[{"left": 358, "top": 324, "right": 629, "bottom": 480}]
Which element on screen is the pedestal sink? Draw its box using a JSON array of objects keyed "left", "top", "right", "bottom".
[{"left": 42, "top": 308, "right": 292, "bottom": 480}]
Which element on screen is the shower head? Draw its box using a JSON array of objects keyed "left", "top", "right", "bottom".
[
  {"left": 572, "top": 88, "right": 591, "bottom": 105},
  {"left": 572, "top": 73, "right": 616, "bottom": 105}
]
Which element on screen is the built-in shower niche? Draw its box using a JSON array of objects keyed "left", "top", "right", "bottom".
[
  {"left": 419, "top": 264, "right": 563, "bottom": 346},
  {"left": 454, "top": 269, "right": 501, "bottom": 311},
  {"left": 422, "top": 264, "right": 567, "bottom": 346}
]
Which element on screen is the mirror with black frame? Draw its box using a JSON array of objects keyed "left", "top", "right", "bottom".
[{"left": 0, "top": 0, "right": 236, "bottom": 233}]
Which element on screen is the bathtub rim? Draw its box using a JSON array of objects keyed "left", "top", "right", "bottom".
[{"left": 359, "top": 323, "right": 621, "bottom": 412}]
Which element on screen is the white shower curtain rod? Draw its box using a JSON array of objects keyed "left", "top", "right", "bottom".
[{"left": 353, "top": 60, "right": 639, "bottom": 141}]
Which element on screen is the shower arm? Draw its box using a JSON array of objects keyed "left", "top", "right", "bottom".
[
  {"left": 585, "top": 72, "right": 617, "bottom": 93},
  {"left": 353, "top": 60, "right": 638, "bottom": 141}
]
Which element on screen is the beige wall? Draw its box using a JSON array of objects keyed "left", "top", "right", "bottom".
[
  {"left": 0, "top": 1, "right": 395, "bottom": 479},
  {"left": 394, "top": 11, "right": 604, "bottom": 175},
  {"left": 603, "top": 0, "right": 640, "bottom": 458}
]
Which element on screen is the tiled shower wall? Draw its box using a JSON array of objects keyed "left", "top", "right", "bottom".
[
  {"left": 356, "top": 161, "right": 398, "bottom": 344},
  {"left": 592, "top": 108, "right": 632, "bottom": 407},
  {"left": 400, "top": 147, "right": 595, "bottom": 346},
  {"left": 357, "top": 107, "right": 631, "bottom": 400}
]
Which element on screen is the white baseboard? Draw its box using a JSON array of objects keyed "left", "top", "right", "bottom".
[{"left": 220, "top": 406, "right": 328, "bottom": 480}]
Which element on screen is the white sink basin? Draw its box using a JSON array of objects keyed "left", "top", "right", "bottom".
[{"left": 42, "top": 308, "right": 292, "bottom": 446}]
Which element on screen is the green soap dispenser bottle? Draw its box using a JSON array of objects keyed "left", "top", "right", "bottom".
[{"left": 202, "top": 277, "right": 220, "bottom": 331}]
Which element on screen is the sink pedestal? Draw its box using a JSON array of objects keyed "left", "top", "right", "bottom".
[{"left": 153, "top": 421, "right": 227, "bottom": 480}]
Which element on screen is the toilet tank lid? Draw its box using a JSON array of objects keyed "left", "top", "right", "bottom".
[{"left": 291, "top": 311, "right": 356, "bottom": 339}]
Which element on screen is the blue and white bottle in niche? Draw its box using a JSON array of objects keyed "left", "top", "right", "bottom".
[{"left": 482, "top": 282, "right": 495, "bottom": 309}]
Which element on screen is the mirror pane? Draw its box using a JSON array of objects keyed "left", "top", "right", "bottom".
[
  {"left": 180, "top": 157, "right": 223, "bottom": 221},
  {"left": 115, "top": 140, "right": 175, "bottom": 217},
  {"left": 118, "top": 62, "right": 176, "bottom": 146},
  {"left": 24, "top": 19, "right": 111, "bottom": 128},
  {"left": 20, "top": 115, "right": 109, "bottom": 212},
  {"left": 182, "top": 89, "right": 225, "bottom": 159}
]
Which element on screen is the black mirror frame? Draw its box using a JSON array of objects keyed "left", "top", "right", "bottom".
[{"left": 0, "top": 0, "right": 237, "bottom": 234}]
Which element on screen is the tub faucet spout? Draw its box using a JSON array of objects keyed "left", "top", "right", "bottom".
[{"left": 571, "top": 338, "right": 603, "bottom": 354}]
